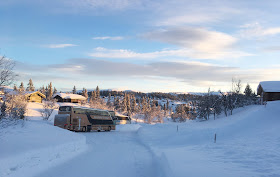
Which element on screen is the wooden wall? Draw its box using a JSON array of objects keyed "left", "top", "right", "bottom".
[{"left": 264, "top": 92, "right": 280, "bottom": 101}]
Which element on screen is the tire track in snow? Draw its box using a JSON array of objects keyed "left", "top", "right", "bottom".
[{"left": 36, "top": 128, "right": 163, "bottom": 177}]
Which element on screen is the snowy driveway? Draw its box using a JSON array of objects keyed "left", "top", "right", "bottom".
[{"left": 37, "top": 126, "right": 160, "bottom": 177}]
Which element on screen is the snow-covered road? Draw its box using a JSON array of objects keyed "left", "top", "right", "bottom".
[{"left": 37, "top": 127, "right": 161, "bottom": 177}]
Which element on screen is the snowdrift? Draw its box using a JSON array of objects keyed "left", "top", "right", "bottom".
[
  {"left": 0, "top": 120, "right": 87, "bottom": 177},
  {"left": 137, "top": 101, "right": 280, "bottom": 177}
]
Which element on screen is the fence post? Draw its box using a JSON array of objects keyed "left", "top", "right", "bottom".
[{"left": 214, "top": 133, "right": 216, "bottom": 143}]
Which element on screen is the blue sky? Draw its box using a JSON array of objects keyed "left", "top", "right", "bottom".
[{"left": 1, "top": 0, "right": 280, "bottom": 93}]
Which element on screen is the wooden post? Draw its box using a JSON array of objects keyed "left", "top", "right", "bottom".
[{"left": 214, "top": 133, "right": 216, "bottom": 143}]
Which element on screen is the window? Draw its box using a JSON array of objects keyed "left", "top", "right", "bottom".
[{"left": 59, "top": 106, "right": 72, "bottom": 112}]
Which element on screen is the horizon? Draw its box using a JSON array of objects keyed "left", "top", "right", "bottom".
[{"left": 1, "top": 0, "right": 280, "bottom": 92}]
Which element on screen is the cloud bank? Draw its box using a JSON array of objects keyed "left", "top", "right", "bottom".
[{"left": 16, "top": 58, "right": 276, "bottom": 88}]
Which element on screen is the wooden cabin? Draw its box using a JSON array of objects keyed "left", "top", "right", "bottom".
[
  {"left": 53, "top": 93, "right": 86, "bottom": 103},
  {"left": 257, "top": 81, "right": 280, "bottom": 103},
  {"left": 25, "top": 91, "right": 46, "bottom": 103}
]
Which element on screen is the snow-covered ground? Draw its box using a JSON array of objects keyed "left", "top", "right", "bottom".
[
  {"left": 1, "top": 101, "right": 280, "bottom": 177},
  {"left": 0, "top": 103, "right": 87, "bottom": 177},
  {"left": 138, "top": 101, "right": 280, "bottom": 177}
]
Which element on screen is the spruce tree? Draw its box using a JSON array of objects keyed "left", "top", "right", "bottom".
[
  {"left": 126, "top": 94, "right": 131, "bottom": 115},
  {"left": 84, "top": 89, "right": 88, "bottom": 100},
  {"left": 107, "top": 93, "right": 111, "bottom": 106},
  {"left": 141, "top": 96, "right": 147, "bottom": 113},
  {"left": 113, "top": 95, "right": 116, "bottom": 106},
  {"left": 26, "top": 79, "right": 35, "bottom": 91},
  {"left": 93, "top": 91, "right": 97, "bottom": 99},
  {"left": 13, "top": 84, "right": 18, "bottom": 91},
  {"left": 45, "top": 86, "right": 48, "bottom": 94},
  {"left": 244, "top": 83, "right": 253, "bottom": 97},
  {"left": 73, "top": 86, "right": 77, "bottom": 94},
  {"left": 96, "top": 86, "right": 100, "bottom": 98},
  {"left": 48, "top": 82, "right": 53, "bottom": 100},
  {"left": 82, "top": 88, "right": 85, "bottom": 96},
  {"left": 53, "top": 87, "right": 57, "bottom": 95},
  {"left": 19, "top": 82, "right": 24, "bottom": 92},
  {"left": 147, "top": 97, "right": 151, "bottom": 111},
  {"left": 131, "top": 95, "right": 137, "bottom": 113},
  {"left": 163, "top": 104, "right": 166, "bottom": 116},
  {"left": 115, "top": 96, "right": 120, "bottom": 110},
  {"left": 41, "top": 85, "right": 46, "bottom": 95},
  {"left": 122, "top": 93, "right": 128, "bottom": 112},
  {"left": 90, "top": 91, "right": 94, "bottom": 100}
]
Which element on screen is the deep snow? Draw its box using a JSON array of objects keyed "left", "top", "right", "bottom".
[
  {"left": 138, "top": 101, "right": 280, "bottom": 177},
  {"left": 1, "top": 101, "right": 280, "bottom": 177}
]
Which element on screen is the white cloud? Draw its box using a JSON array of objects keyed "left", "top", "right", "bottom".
[
  {"left": 239, "top": 22, "right": 280, "bottom": 39},
  {"left": 263, "top": 46, "right": 280, "bottom": 52},
  {"left": 88, "top": 47, "right": 190, "bottom": 59},
  {"left": 157, "top": 14, "right": 220, "bottom": 26},
  {"left": 144, "top": 27, "right": 236, "bottom": 50},
  {"left": 151, "top": 0, "right": 244, "bottom": 27},
  {"left": 92, "top": 36, "right": 124, "bottom": 40},
  {"left": 142, "top": 27, "right": 252, "bottom": 59},
  {"left": 88, "top": 46, "right": 251, "bottom": 60},
  {"left": 46, "top": 44, "right": 77, "bottom": 48}
]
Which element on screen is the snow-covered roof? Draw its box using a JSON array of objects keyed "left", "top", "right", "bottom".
[
  {"left": 53, "top": 93, "right": 86, "bottom": 100},
  {"left": 8, "top": 91, "right": 46, "bottom": 98},
  {"left": 25, "top": 91, "right": 46, "bottom": 98},
  {"left": 258, "top": 81, "right": 280, "bottom": 92}
]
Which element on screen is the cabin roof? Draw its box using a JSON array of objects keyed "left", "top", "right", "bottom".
[
  {"left": 53, "top": 93, "right": 86, "bottom": 100},
  {"left": 258, "top": 81, "right": 280, "bottom": 93},
  {"left": 25, "top": 91, "right": 46, "bottom": 98},
  {"left": 8, "top": 91, "right": 46, "bottom": 98}
]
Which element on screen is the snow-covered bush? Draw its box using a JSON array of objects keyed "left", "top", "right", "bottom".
[
  {"left": 172, "top": 104, "right": 196, "bottom": 122},
  {"left": 143, "top": 104, "right": 164, "bottom": 124},
  {"left": 40, "top": 99, "right": 57, "bottom": 120},
  {"left": 1, "top": 92, "right": 27, "bottom": 120}
]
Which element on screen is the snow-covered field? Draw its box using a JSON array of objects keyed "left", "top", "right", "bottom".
[
  {"left": 138, "top": 102, "right": 280, "bottom": 177},
  {"left": 1, "top": 101, "right": 280, "bottom": 177}
]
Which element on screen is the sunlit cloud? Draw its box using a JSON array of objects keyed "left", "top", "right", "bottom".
[{"left": 142, "top": 27, "right": 252, "bottom": 59}]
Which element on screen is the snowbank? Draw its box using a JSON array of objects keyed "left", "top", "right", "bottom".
[
  {"left": 0, "top": 120, "right": 87, "bottom": 177},
  {"left": 116, "top": 124, "right": 142, "bottom": 132},
  {"left": 137, "top": 102, "right": 280, "bottom": 177}
]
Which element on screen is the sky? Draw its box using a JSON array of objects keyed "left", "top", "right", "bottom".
[{"left": 0, "top": 0, "right": 280, "bottom": 93}]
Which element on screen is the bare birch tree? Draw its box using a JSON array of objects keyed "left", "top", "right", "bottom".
[{"left": 0, "top": 55, "right": 17, "bottom": 86}]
